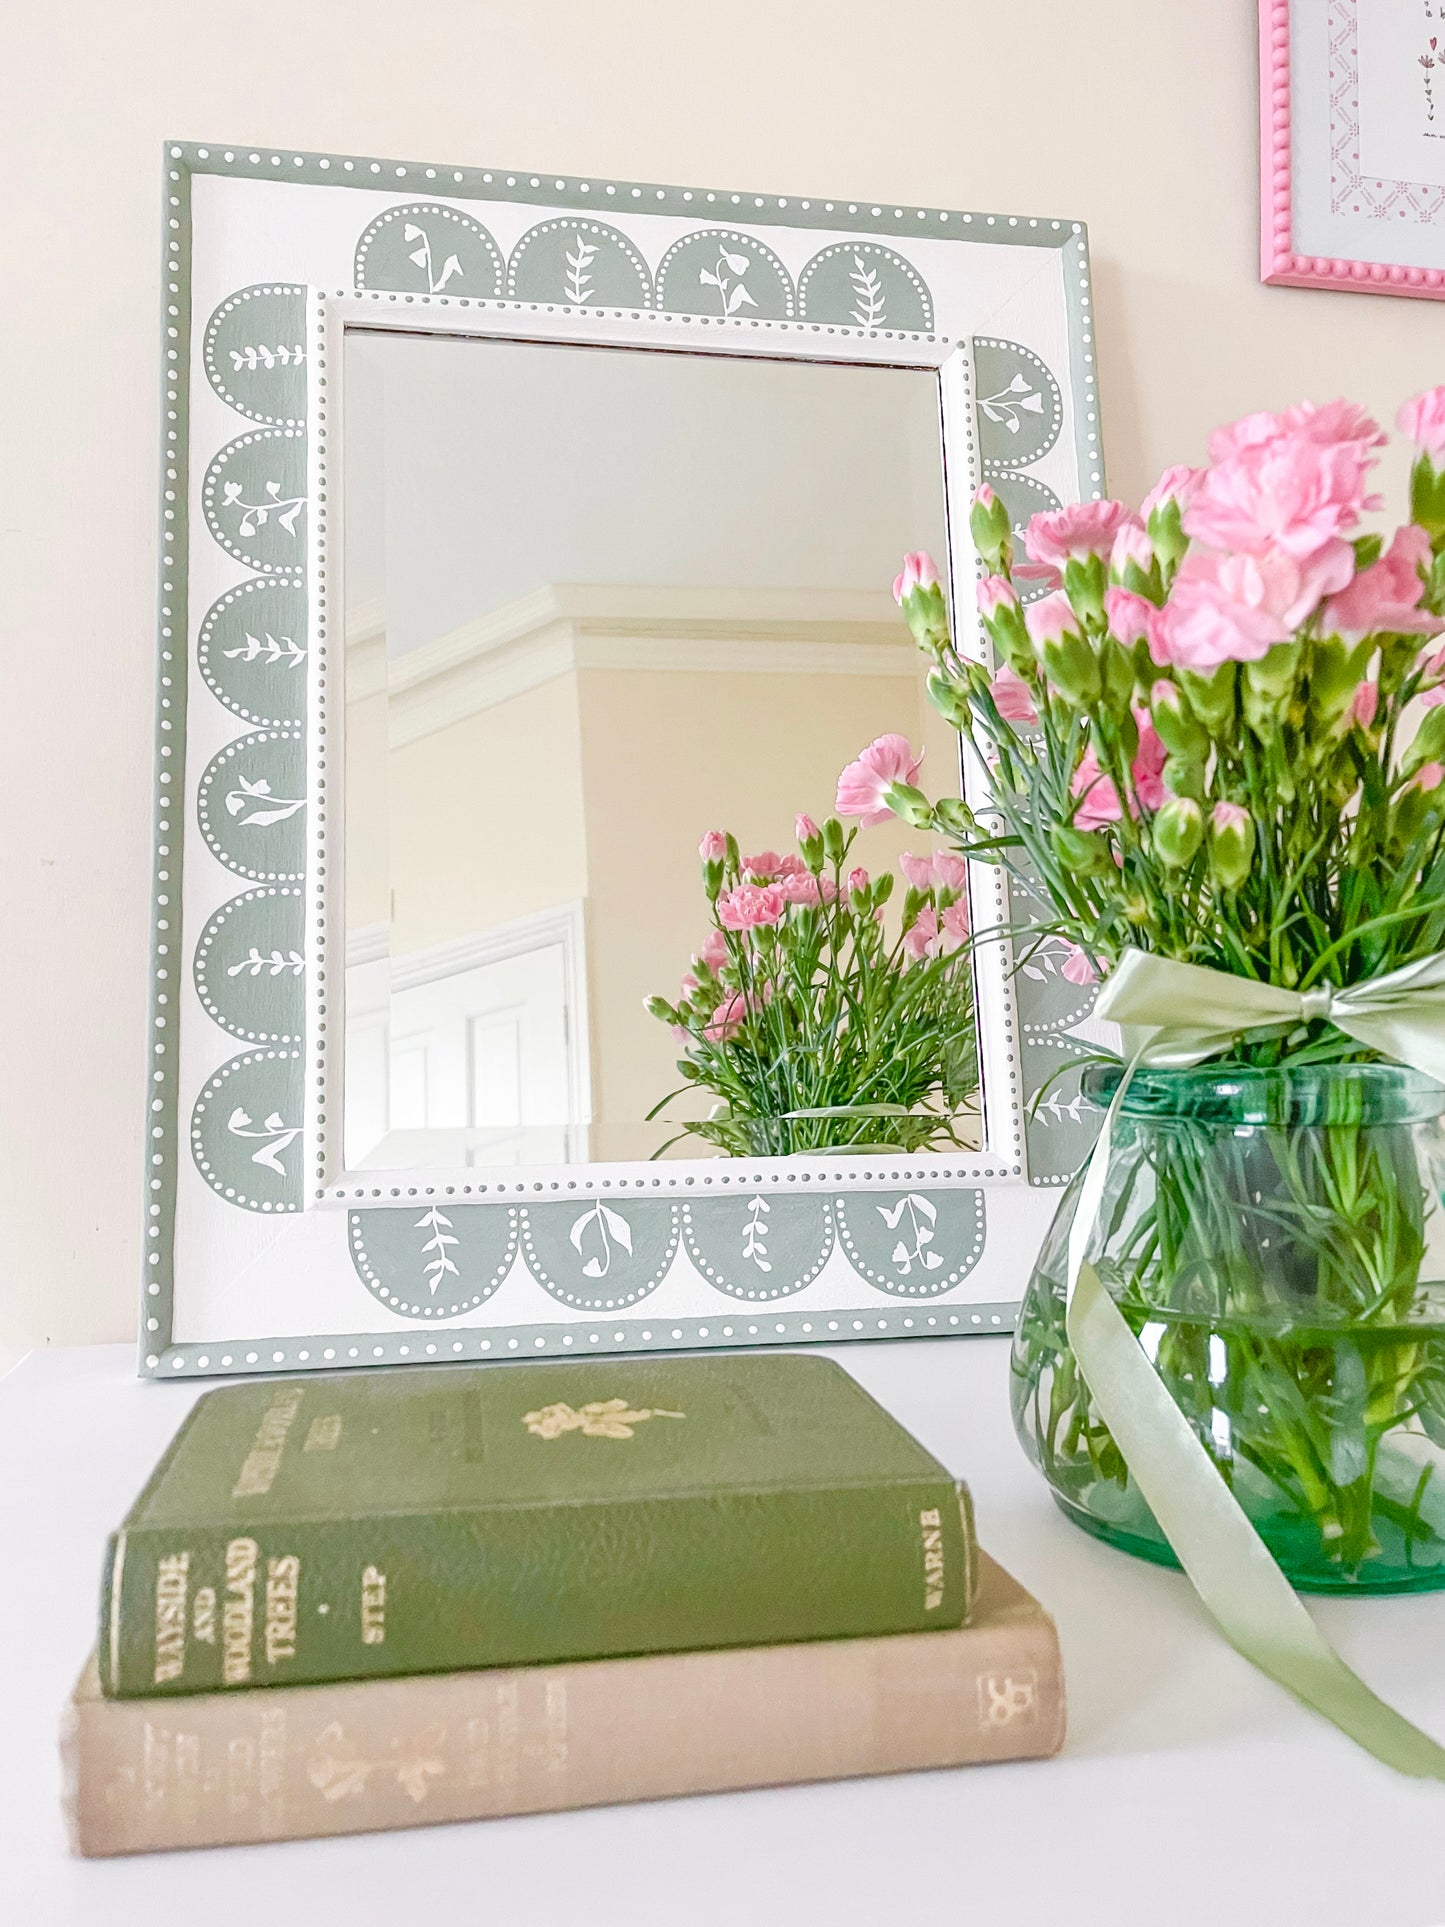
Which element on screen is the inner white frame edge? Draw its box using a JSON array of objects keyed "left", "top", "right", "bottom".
[{"left": 306, "top": 288, "right": 1026, "bottom": 1210}]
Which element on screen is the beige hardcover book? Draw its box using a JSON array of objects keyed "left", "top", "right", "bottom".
[{"left": 63, "top": 1553, "right": 1063, "bottom": 1856}]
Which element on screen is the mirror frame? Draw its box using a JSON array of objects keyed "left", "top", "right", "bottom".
[{"left": 144, "top": 141, "right": 1106, "bottom": 1380}]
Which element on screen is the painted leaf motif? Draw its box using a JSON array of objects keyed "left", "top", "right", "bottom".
[
  {"left": 568, "top": 1210, "right": 592, "bottom": 1255},
  {"left": 408, "top": 247, "right": 429, "bottom": 269},
  {"left": 581, "top": 1256, "right": 605, "bottom": 1279},
  {"left": 726, "top": 284, "right": 757, "bottom": 315},
  {"left": 600, "top": 1206, "right": 633, "bottom": 1254},
  {"left": 436, "top": 255, "right": 462, "bottom": 290},
  {"left": 228, "top": 1107, "right": 252, "bottom": 1131},
  {"left": 698, "top": 268, "right": 722, "bottom": 290},
  {"left": 404, "top": 224, "right": 423, "bottom": 242}
]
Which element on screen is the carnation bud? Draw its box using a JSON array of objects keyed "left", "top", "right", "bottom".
[
  {"left": 1309, "top": 637, "right": 1373, "bottom": 730},
  {"left": 795, "top": 812, "right": 825, "bottom": 872},
  {"left": 1405, "top": 701, "right": 1445, "bottom": 776},
  {"left": 1101, "top": 640, "right": 1135, "bottom": 710},
  {"left": 977, "top": 574, "right": 1034, "bottom": 676},
  {"left": 933, "top": 796, "right": 978, "bottom": 838},
  {"left": 644, "top": 994, "right": 678, "bottom": 1024},
  {"left": 1179, "top": 663, "right": 1237, "bottom": 734},
  {"left": 969, "top": 484, "right": 1013, "bottom": 572},
  {"left": 1051, "top": 824, "right": 1115, "bottom": 875},
  {"left": 926, "top": 665, "right": 972, "bottom": 730},
  {"left": 1410, "top": 453, "right": 1445, "bottom": 546},
  {"left": 895, "top": 553, "right": 952, "bottom": 658},
  {"left": 1162, "top": 753, "right": 1205, "bottom": 801},
  {"left": 847, "top": 866, "right": 871, "bottom": 907},
  {"left": 1110, "top": 522, "right": 1159, "bottom": 599},
  {"left": 885, "top": 782, "right": 939, "bottom": 831},
  {"left": 1062, "top": 553, "right": 1108, "bottom": 628},
  {"left": 1208, "top": 801, "right": 1256, "bottom": 892},
  {"left": 1041, "top": 631, "right": 1103, "bottom": 706},
  {"left": 1151, "top": 795, "right": 1204, "bottom": 870},
  {"left": 1150, "top": 680, "right": 1209, "bottom": 761},
  {"left": 872, "top": 871, "right": 895, "bottom": 906},
  {"left": 1243, "top": 641, "right": 1299, "bottom": 738},
  {"left": 822, "top": 816, "right": 847, "bottom": 863}
]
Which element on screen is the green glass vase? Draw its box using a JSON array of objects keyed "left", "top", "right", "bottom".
[{"left": 1011, "top": 1061, "right": 1445, "bottom": 1592}]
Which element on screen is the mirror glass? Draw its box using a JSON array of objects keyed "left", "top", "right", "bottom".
[{"left": 342, "top": 331, "right": 975, "bottom": 1170}]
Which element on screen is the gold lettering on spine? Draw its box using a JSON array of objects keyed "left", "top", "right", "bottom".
[
  {"left": 232, "top": 1387, "right": 305, "bottom": 1498},
  {"left": 222, "top": 1537, "right": 259, "bottom": 1685},
  {"left": 919, "top": 1506, "right": 946, "bottom": 1611},
  {"left": 152, "top": 1551, "right": 191, "bottom": 1684},
  {"left": 360, "top": 1565, "right": 387, "bottom": 1645},
  {"left": 264, "top": 1554, "right": 301, "bottom": 1667}
]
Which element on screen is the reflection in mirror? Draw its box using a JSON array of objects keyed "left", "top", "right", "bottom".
[{"left": 342, "top": 332, "right": 977, "bottom": 1170}]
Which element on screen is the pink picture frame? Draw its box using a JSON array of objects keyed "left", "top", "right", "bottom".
[{"left": 1261, "top": 0, "right": 1445, "bottom": 299}]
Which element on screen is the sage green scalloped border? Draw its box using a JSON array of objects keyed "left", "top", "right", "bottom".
[{"left": 143, "top": 140, "right": 1099, "bottom": 1379}]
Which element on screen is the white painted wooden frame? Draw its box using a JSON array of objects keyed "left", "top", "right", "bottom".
[{"left": 146, "top": 143, "right": 1104, "bottom": 1379}]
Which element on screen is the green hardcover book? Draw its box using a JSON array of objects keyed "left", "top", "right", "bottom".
[{"left": 100, "top": 1354, "right": 975, "bottom": 1698}]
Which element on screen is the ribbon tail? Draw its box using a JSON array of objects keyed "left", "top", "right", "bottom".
[
  {"left": 1333, "top": 1011, "right": 1445, "bottom": 1091},
  {"left": 1063, "top": 1091, "right": 1445, "bottom": 1779}
]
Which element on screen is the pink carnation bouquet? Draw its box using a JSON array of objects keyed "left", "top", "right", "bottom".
[
  {"left": 898, "top": 394, "right": 1445, "bottom": 1001},
  {"left": 644, "top": 813, "right": 977, "bottom": 1156},
  {"left": 885, "top": 390, "right": 1445, "bottom": 1605}
]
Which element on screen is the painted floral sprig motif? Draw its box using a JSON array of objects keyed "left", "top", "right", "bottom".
[
  {"left": 565, "top": 235, "right": 598, "bottom": 303},
  {"left": 523, "top": 1398, "right": 685, "bottom": 1440},
  {"left": 225, "top": 775, "right": 306, "bottom": 827},
  {"left": 228, "top": 343, "right": 304, "bottom": 372},
  {"left": 221, "top": 478, "right": 305, "bottom": 540},
  {"left": 645, "top": 807, "right": 978, "bottom": 1157},
  {"left": 227, "top": 1106, "right": 300, "bottom": 1176},
  {"left": 223, "top": 631, "right": 306, "bottom": 668},
  {"left": 978, "top": 373, "right": 1046, "bottom": 436},
  {"left": 877, "top": 1193, "right": 943, "bottom": 1275},
  {"left": 404, "top": 221, "right": 462, "bottom": 294},
  {"left": 849, "top": 253, "right": 885, "bottom": 327},
  {"left": 415, "top": 1206, "right": 460, "bottom": 1294},
  {"left": 699, "top": 245, "right": 757, "bottom": 316},
  {"left": 568, "top": 1201, "right": 633, "bottom": 1278},
  {"left": 226, "top": 946, "right": 304, "bottom": 979}
]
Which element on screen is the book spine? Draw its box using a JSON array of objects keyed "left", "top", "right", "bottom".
[
  {"left": 66, "top": 1607, "right": 1064, "bottom": 1854},
  {"left": 102, "top": 1476, "right": 972, "bottom": 1697}
]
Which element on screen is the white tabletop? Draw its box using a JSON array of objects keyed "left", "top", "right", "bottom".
[{"left": 2, "top": 1339, "right": 1441, "bottom": 1927}]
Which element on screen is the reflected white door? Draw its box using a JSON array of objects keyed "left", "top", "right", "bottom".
[{"left": 343, "top": 908, "right": 589, "bottom": 1169}]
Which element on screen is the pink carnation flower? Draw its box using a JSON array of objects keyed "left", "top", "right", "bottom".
[
  {"left": 977, "top": 573, "right": 1019, "bottom": 620},
  {"left": 1141, "top": 464, "right": 1206, "bottom": 520},
  {"left": 1211, "top": 800, "right": 1250, "bottom": 833},
  {"left": 940, "top": 899, "right": 969, "bottom": 948},
  {"left": 1155, "top": 544, "right": 1353, "bottom": 669},
  {"left": 902, "top": 907, "right": 939, "bottom": 961},
  {"left": 1104, "top": 586, "right": 1159, "bottom": 653},
  {"left": 1185, "top": 434, "right": 1380, "bottom": 562},
  {"left": 742, "top": 850, "right": 806, "bottom": 882},
  {"left": 1318, "top": 525, "right": 1443, "bottom": 643},
  {"left": 1024, "top": 589, "right": 1082, "bottom": 651},
  {"left": 893, "top": 550, "right": 940, "bottom": 604},
  {"left": 1111, "top": 523, "right": 1154, "bottom": 576},
  {"left": 698, "top": 830, "right": 727, "bottom": 862},
  {"left": 775, "top": 871, "right": 836, "bottom": 907},
  {"left": 989, "top": 663, "right": 1039, "bottom": 723},
  {"left": 1070, "top": 744, "right": 1124, "bottom": 830},
  {"left": 1011, "top": 558, "right": 1063, "bottom": 594},
  {"left": 1131, "top": 708, "right": 1169, "bottom": 812},
  {"left": 1398, "top": 387, "right": 1445, "bottom": 465},
  {"left": 1060, "top": 942, "right": 1100, "bottom": 986},
  {"left": 1025, "top": 499, "right": 1141, "bottom": 569},
  {"left": 1347, "top": 681, "right": 1379, "bottom": 730},
  {"left": 695, "top": 928, "right": 729, "bottom": 972},
  {"left": 835, "top": 734, "right": 924, "bottom": 827},
  {"left": 899, "top": 851, "right": 936, "bottom": 892},
  {"left": 702, "top": 992, "right": 747, "bottom": 1044},
  {"left": 846, "top": 867, "right": 870, "bottom": 897},
  {"left": 717, "top": 884, "right": 785, "bottom": 930},
  {"left": 935, "top": 853, "right": 969, "bottom": 893}
]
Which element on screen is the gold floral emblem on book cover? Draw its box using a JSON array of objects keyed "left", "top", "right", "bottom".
[{"left": 522, "top": 1398, "right": 685, "bottom": 1440}]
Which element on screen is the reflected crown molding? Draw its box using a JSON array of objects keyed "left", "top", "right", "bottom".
[{"left": 345, "top": 583, "right": 915, "bottom": 745}]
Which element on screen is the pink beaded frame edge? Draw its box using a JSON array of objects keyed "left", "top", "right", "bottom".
[{"left": 1259, "top": 0, "right": 1445, "bottom": 300}]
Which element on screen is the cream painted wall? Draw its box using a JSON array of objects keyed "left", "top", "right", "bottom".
[{"left": 5, "top": 0, "right": 1444, "bottom": 1370}]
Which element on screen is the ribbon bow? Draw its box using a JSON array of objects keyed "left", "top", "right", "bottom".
[{"left": 1064, "top": 946, "right": 1445, "bottom": 1779}]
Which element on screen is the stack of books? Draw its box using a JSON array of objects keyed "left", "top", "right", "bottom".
[{"left": 65, "top": 1353, "right": 1063, "bottom": 1854}]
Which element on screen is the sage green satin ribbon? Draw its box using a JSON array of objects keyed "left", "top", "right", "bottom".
[{"left": 1065, "top": 946, "right": 1445, "bottom": 1777}]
